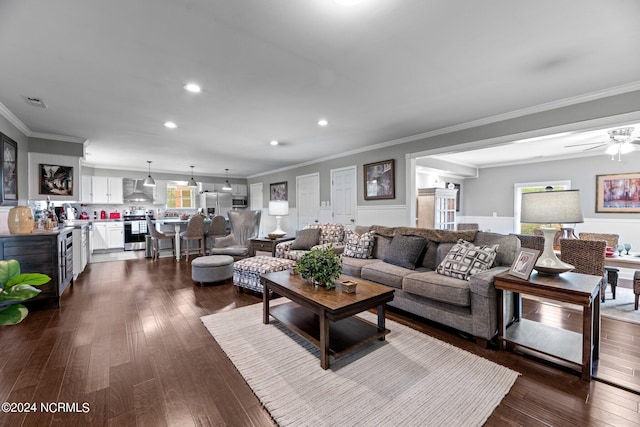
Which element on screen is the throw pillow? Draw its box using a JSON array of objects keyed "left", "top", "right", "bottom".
[
  {"left": 343, "top": 230, "right": 376, "bottom": 259},
  {"left": 290, "top": 228, "right": 321, "bottom": 250},
  {"left": 382, "top": 234, "right": 428, "bottom": 270},
  {"left": 436, "top": 239, "right": 498, "bottom": 281}
]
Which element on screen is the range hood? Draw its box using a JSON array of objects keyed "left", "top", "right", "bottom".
[{"left": 123, "top": 178, "right": 153, "bottom": 203}]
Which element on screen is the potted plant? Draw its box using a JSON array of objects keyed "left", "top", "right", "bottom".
[
  {"left": 0, "top": 259, "right": 51, "bottom": 325},
  {"left": 296, "top": 245, "right": 342, "bottom": 289}
]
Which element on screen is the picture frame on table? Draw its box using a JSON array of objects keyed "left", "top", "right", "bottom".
[
  {"left": 270, "top": 181, "right": 288, "bottom": 201},
  {"left": 596, "top": 172, "right": 640, "bottom": 213},
  {"left": 509, "top": 248, "right": 540, "bottom": 280},
  {"left": 364, "top": 159, "right": 395, "bottom": 200},
  {"left": 1, "top": 135, "right": 18, "bottom": 206},
  {"left": 39, "top": 164, "right": 74, "bottom": 196}
]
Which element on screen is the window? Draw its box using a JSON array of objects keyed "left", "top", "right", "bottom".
[
  {"left": 166, "top": 183, "right": 196, "bottom": 209},
  {"left": 514, "top": 181, "right": 571, "bottom": 234}
]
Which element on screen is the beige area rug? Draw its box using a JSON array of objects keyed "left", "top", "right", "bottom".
[
  {"left": 201, "top": 302, "right": 519, "bottom": 427},
  {"left": 600, "top": 287, "right": 640, "bottom": 325}
]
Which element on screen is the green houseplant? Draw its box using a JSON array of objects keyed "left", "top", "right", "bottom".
[
  {"left": 0, "top": 259, "right": 51, "bottom": 325},
  {"left": 296, "top": 245, "right": 342, "bottom": 289}
]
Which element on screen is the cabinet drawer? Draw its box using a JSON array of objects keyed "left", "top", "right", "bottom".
[{"left": 252, "top": 241, "right": 273, "bottom": 252}]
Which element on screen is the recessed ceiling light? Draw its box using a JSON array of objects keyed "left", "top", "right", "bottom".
[
  {"left": 164, "top": 121, "right": 177, "bottom": 129},
  {"left": 317, "top": 119, "right": 328, "bottom": 127},
  {"left": 270, "top": 140, "right": 279, "bottom": 146},
  {"left": 184, "top": 83, "right": 201, "bottom": 93}
]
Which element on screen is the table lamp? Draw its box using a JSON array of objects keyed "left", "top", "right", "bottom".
[
  {"left": 520, "top": 189, "right": 584, "bottom": 275},
  {"left": 268, "top": 200, "right": 289, "bottom": 238}
]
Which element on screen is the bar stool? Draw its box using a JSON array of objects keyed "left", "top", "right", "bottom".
[
  {"left": 634, "top": 271, "right": 640, "bottom": 310},
  {"left": 146, "top": 217, "right": 175, "bottom": 259},
  {"left": 181, "top": 215, "right": 206, "bottom": 261}
]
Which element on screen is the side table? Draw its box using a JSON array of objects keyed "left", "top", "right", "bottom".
[
  {"left": 249, "top": 236, "right": 295, "bottom": 257},
  {"left": 494, "top": 271, "right": 601, "bottom": 381}
]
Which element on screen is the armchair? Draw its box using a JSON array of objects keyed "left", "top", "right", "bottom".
[{"left": 209, "top": 210, "right": 261, "bottom": 260}]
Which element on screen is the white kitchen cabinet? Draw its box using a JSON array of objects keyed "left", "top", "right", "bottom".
[
  {"left": 153, "top": 180, "right": 167, "bottom": 204},
  {"left": 81, "top": 175, "right": 93, "bottom": 203},
  {"left": 73, "top": 226, "right": 89, "bottom": 278},
  {"left": 91, "top": 176, "right": 123, "bottom": 204},
  {"left": 92, "top": 223, "right": 107, "bottom": 250},
  {"left": 92, "top": 222, "right": 124, "bottom": 251},
  {"left": 107, "top": 223, "right": 124, "bottom": 248},
  {"left": 231, "top": 184, "right": 247, "bottom": 196}
]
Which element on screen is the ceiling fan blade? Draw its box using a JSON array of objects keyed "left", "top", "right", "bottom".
[
  {"left": 564, "top": 141, "right": 606, "bottom": 148},
  {"left": 583, "top": 143, "right": 608, "bottom": 151}
]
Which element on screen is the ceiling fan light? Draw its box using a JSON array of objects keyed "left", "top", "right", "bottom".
[
  {"left": 605, "top": 144, "right": 619, "bottom": 155},
  {"left": 620, "top": 142, "right": 635, "bottom": 154}
]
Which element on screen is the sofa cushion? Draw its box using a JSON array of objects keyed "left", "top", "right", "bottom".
[
  {"left": 436, "top": 239, "right": 498, "bottom": 281},
  {"left": 341, "top": 257, "right": 380, "bottom": 278},
  {"left": 343, "top": 230, "right": 376, "bottom": 259},
  {"left": 305, "top": 223, "right": 345, "bottom": 245},
  {"left": 474, "top": 231, "right": 520, "bottom": 267},
  {"left": 361, "top": 261, "right": 426, "bottom": 289},
  {"left": 372, "top": 234, "right": 392, "bottom": 260},
  {"left": 419, "top": 240, "right": 439, "bottom": 270},
  {"left": 291, "top": 228, "right": 321, "bottom": 250},
  {"left": 403, "top": 271, "right": 471, "bottom": 307},
  {"left": 383, "top": 234, "right": 428, "bottom": 270}
]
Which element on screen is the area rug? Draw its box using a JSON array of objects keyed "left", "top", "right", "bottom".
[
  {"left": 600, "top": 287, "right": 640, "bottom": 325},
  {"left": 201, "top": 302, "right": 519, "bottom": 427}
]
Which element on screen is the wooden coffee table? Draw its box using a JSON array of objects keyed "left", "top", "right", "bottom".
[{"left": 261, "top": 271, "right": 394, "bottom": 369}]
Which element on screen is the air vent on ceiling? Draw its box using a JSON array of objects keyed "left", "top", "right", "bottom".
[{"left": 22, "top": 96, "right": 47, "bottom": 108}]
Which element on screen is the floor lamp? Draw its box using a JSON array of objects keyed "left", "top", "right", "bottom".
[{"left": 520, "top": 189, "right": 584, "bottom": 275}]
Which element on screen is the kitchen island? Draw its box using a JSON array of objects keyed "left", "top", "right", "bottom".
[{"left": 153, "top": 218, "right": 223, "bottom": 261}]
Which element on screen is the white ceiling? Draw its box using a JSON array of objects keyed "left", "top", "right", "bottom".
[{"left": 1, "top": 0, "right": 639, "bottom": 177}]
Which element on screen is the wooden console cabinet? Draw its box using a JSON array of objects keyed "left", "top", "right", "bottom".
[{"left": 0, "top": 227, "right": 74, "bottom": 307}]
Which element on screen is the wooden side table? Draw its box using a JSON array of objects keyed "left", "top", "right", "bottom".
[
  {"left": 494, "top": 271, "right": 601, "bottom": 381},
  {"left": 249, "top": 236, "right": 295, "bottom": 257}
]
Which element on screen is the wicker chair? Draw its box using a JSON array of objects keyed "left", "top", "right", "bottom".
[
  {"left": 579, "top": 232, "right": 620, "bottom": 299},
  {"left": 510, "top": 233, "right": 545, "bottom": 252},
  {"left": 559, "top": 238, "right": 607, "bottom": 302},
  {"left": 457, "top": 223, "right": 479, "bottom": 231}
]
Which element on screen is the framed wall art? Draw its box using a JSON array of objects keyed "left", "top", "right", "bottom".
[
  {"left": 509, "top": 248, "right": 539, "bottom": 280},
  {"left": 39, "top": 164, "right": 74, "bottom": 196},
  {"left": 1, "top": 134, "right": 18, "bottom": 206},
  {"left": 270, "top": 181, "right": 288, "bottom": 201},
  {"left": 364, "top": 159, "right": 395, "bottom": 200},
  {"left": 596, "top": 172, "right": 640, "bottom": 213}
]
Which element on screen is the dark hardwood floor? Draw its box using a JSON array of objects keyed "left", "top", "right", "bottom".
[{"left": 1, "top": 255, "right": 640, "bottom": 426}]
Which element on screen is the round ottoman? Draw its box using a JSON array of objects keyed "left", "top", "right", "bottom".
[{"left": 191, "top": 255, "right": 234, "bottom": 285}]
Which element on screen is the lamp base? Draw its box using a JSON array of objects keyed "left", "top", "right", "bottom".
[
  {"left": 269, "top": 216, "right": 286, "bottom": 239},
  {"left": 534, "top": 227, "right": 575, "bottom": 276}
]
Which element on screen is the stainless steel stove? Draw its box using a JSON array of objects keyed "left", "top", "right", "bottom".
[{"left": 123, "top": 209, "right": 148, "bottom": 251}]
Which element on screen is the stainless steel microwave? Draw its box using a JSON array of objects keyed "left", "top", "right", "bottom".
[{"left": 232, "top": 198, "right": 247, "bottom": 207}]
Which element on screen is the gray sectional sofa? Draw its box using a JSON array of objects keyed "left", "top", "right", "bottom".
[{"left": 341, "top": 226, "right": 520, "bottom": 346}]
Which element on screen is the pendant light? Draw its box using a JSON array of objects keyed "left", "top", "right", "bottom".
[
  {"left": 143, "top": 160, "right": 156, "bottom": 187},
  {"left": 222, "top": 168, "right": 232, "bottom": 191},
  {"left": 187, "top": 165, "right": 198, "bottom": 187}
]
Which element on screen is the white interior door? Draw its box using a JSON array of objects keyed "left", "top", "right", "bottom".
[
  {"left": 296, "top": 173, "right": 320, "bottom": 228},
  {"left": 331, "top": 166, "right": 357, "bottom": 229}
]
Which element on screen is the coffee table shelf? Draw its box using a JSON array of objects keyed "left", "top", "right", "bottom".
[{"left": 270, "top": 301, "right": 389, "bottom": 359}]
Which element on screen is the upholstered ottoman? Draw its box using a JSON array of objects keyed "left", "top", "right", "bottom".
[
  {"left": 233, "top": 256, "right": 296, "bottom": 293},
  {"left": 191, "top": 255, "right": 234, "bottom": 285}
]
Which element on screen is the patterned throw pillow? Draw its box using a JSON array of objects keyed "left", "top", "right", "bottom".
[
  {"left": 343, "top": 231, "right": 376, "bottom": 259},
  {"left": 436, "top": 239, "right": 498, "bottom": 281}
]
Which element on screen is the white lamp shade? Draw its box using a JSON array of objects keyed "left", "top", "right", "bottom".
[
  {"left": 521, "top": 189, "right": 583, "bottom": 224},
  {"left": 269, "top": 200, "right": 289, "bottom": 216}
]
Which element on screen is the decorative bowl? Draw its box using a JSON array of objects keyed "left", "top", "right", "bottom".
[{"left": 268, "top": 233, "right": 285, "bottom": 240}]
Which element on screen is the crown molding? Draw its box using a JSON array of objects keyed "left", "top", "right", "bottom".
[
  {"left": 0, "top": 102, "right": 30, "bottom": 136},
  {"left": 29, "top": 132, "right": 86, "bottom": 144}
]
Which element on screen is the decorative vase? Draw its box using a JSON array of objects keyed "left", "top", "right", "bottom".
[{"left": 8, "top": 206, "right": 35, "bottom": 234}]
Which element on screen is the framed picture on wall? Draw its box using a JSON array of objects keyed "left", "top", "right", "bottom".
[
  {"left": 270, "top": 181, "right": 288, "bottom": 201},
  {"left": 364, "top": 159, "right": 395, "bottom": 200},
  {"left": 1, "top": 135, "right": 18, "bottom": 206},
  {"left": 39, "top": 164, "right": 74, "bottom": 196},
  {"left": 596, "top": 172, "right": 640, "bottom": 213}
]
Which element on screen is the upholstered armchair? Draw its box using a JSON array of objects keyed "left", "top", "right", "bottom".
[
  {"left": 209, "top": 210, "right": 261, "bottom": 260},
  {"left": 275, "top": 223, "right": 346, "bottom": 261}
]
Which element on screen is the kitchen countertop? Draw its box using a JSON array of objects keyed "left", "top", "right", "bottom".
[{"left": 0, "top": 226, "right": 74, "bottom": 237}]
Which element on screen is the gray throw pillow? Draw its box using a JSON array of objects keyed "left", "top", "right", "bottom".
[
  {"left": 382, "top": 234, "right": 428, "bottom": 270},
  {"left": 290, "top": 228, "right": 321, "bottom": 250}
]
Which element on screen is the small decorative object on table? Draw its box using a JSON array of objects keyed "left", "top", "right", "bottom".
[
  {"left": 296, "top": 245, "right": 342, "bottom": 289},
  {"left": 337, "top": 279, "right": 357, "bottom": 293},
  {"left": 509, "top": 248, "right": 540, "bottom": 280}
]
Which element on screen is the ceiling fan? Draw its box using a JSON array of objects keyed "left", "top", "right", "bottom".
[{"left": 564, "top": 127, "right": 640, "bottom": 161}]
